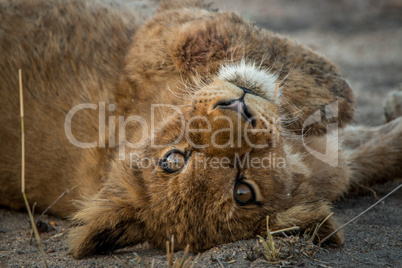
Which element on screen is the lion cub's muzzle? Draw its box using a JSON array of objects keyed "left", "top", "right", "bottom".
[
  {"left": 187, "top": 80, "right": 280, "bottom": 156},
  {"left": 213, "top": 94, "right": 256, "bottom": 128}
]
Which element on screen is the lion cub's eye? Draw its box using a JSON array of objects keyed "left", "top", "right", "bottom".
[
  {"left": 234, "top": 182, "right": 255, "bottom": 205},
  {"left": 160, "top": 150, "right": 186, "bottom": 173}
]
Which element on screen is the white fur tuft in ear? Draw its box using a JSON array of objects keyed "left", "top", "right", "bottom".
[{"left": 218, "top": 60, "right": 280, "bottom": 103}]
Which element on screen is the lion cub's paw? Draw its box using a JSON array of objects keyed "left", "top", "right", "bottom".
[{"left": 383, "top": 86, "right": 402, "bottom": 122}]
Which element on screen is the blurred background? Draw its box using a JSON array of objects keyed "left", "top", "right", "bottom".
[
  {"left": 131, "top": 0, "right": 402, "bottom": 126},
  {"left": 212, "top": 0, "right": 402, "bottom": 126}
]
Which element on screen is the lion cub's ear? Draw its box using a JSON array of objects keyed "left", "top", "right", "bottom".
[
  {"left": 68, "top": 195, "right": 146, "bottom": 258},
  {"left": 169, "top": 22, "right": 231, "bottom": 74},
  {"left": 169, "top": 14, "right": 236, "bottom": 74}
]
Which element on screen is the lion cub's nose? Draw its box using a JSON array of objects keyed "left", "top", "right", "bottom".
[{"left": 215, "top": 99, "right": 255, "bottom": 128}]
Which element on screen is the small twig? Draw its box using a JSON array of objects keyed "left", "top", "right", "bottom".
[
  {"left": 188, "top": 253, "right": 200, "bottom": 268},
  {"left": 131, "top": 253, "right": 149, "bottom": 268},
  {"left": 356, "top": 183, "right": 379, "bottom": 200},
  {"left": 32, "top": 202, "right": 37, "bottom": 217},
  {"left": 310, "top": 212, "right": 334, "bottom": 242},
  {"left": 281, "top": 232, "right": 289, "bottom": 238},
  {"left": 177, "top": 245, "right": 191, "bottom": 268},
  {"left": 19, "top": 69, "right": 48, "bottom": 267},
  {"left": 317, "top": 212, "right": 334, "bottom": 231},
  {"left": 270, "top": 226, "right": 300, "bottom": 235},
  {"left": 36, "top": 183, "right": 80, "bottom": 223},
  {"left": 29, "top": 202, "right": 37, "bottom": 244},
  {"left": 171, "top": 235, "right": 174, "bottom": 259},
  {"left": 319, "top": 183, "right": 402, "bottom": 245},
  {"left": 166, "top": 239, "right": 196, "bottom": 268},
  {"left": 166, "top": 240, "right": 173, "bottom": 268},
  {"left": 181, "top": 256, "right": 193, "bottom": 268},
  {"left": 114, "top": 255, "right": 130, "bottom": 268},
  {"left": 215, "top": 256, "right": 225, "bottom": 268}
]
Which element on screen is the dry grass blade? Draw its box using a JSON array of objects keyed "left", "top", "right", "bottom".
[
  {"left": 114, "top": 255, "right": 130, "bottom": 268},
  {"left": 188, "top": 253, "right": 200, "bottom": 268},
  {"left": 174, "top": 244, "right": 190, "bottom": 268},
  {"left": 257, "top": 235, "right": 272, "bottom": 260},
  {"left": 356, "top": 183, "right": 379, "bottom": 200},
  {"left": 19, "top": 69, "right": 48, "bottom": 268},
  {"left": 258, "top": 215, "right": 278, "bottom": 262},
  {"left": 210, "top": 255, "right": 225, "bottom": 268},
  {"left": 309, "top": 212, "right": 334, "bottom": 242},
  {"left": 319, "top": 183, "right": 402, "bottom": 245},
  {"left": 166, "top": 239, "right": 198, "bottom": 268},
  {"left": 270, "top": 226, "right": 300, "bottom": 235},
  {"left": 130, "top": 253, "right": 149, "bottom": 267},
  {"left": 266, "top": 216, "right": 277, "bottom": 260},
  {"left": 167, "top": 240, "right": 173, "bottom": 268},
  {"left": 36, "top": 183, "right": 80, "bottom": 223}
]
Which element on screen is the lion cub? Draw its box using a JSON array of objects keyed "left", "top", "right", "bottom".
[{"left": 0, "top": 0, "right": 401, "bottom": 258}]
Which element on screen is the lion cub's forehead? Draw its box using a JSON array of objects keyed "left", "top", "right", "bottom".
[{"left": 217, "top": 60, "right": 280, "bottom": 103}]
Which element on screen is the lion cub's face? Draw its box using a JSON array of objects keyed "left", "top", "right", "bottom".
[
  {"left": 128, "top": 63, "right": 293, "bottom": 251},
  {"left": 71, "top": 62, "right": 342, "bottom": 260}
]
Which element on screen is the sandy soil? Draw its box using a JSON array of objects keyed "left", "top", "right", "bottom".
[{"left": 1, "top": 0, "right": 401, "bottom": 267}]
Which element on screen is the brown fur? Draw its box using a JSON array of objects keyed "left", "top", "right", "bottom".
[{"left": 0, "top": 0, "right": 401, "bottom": 259}]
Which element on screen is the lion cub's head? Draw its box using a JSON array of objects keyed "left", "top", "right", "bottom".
[
  {"left": 69, "top": 1, "right": 351, "bottom": 258},
  {"left": 127, "top": 61, "right": 292, "bottom": 249},
  {"left": 70, "top": 62, "right": 342, "bottom": 258}
]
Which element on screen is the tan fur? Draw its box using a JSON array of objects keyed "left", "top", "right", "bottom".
[{"left": 0, "top": 0, "right": 401, "bottom": 259}]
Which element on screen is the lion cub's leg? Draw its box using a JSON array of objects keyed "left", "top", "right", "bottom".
[
  {"left": 383, "top": 87, "right": 402, "bottom": 122},
  {"left": 341, "top": 116, "right": 402, "bottom": 188},
  {"left": 342, "top": 89, "right": 402, "bottom": 187}
]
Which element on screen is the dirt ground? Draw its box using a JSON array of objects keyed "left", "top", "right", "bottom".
[{"left": 1, "top": 0, "right": 401, "bottom": 267}]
